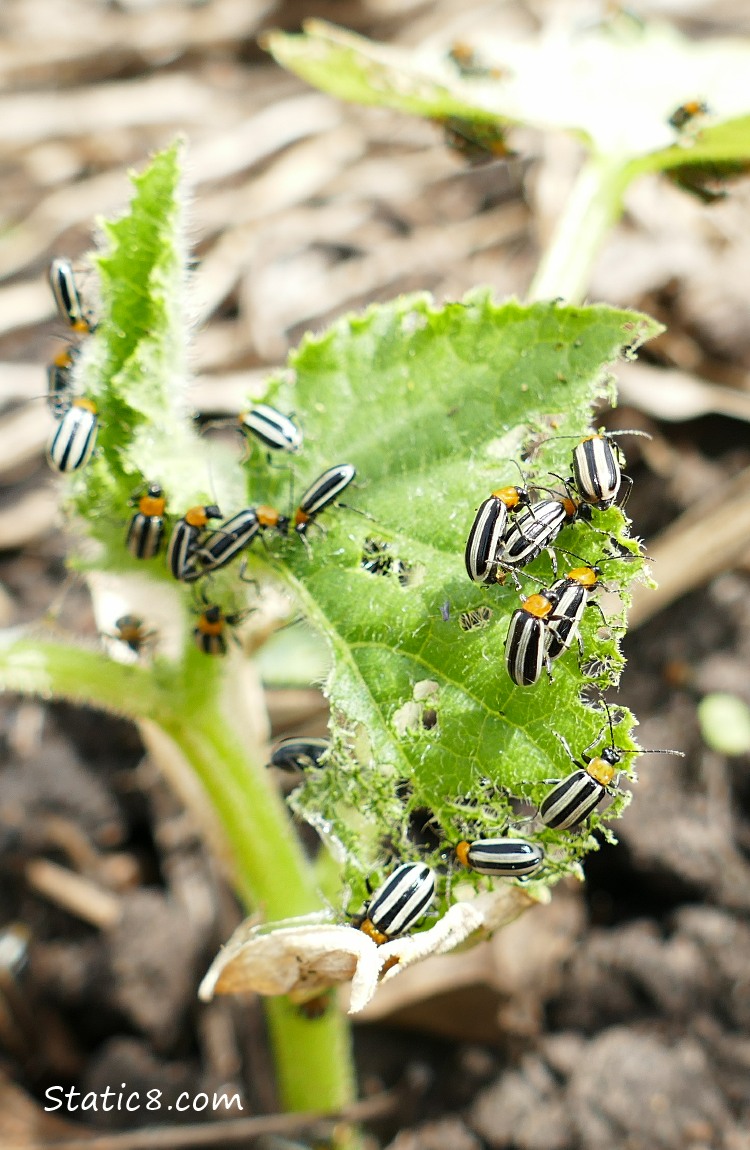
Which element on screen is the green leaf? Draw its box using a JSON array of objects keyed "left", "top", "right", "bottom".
[
  {"left": 68, "top": 142, "right": 245, "bottom": 574},
  {"left": 242, "top": 292, "right": 662, "bottom": 907},
  {"left": 261, "top": 20, "right": 501, "bottom": 125},
  {"left": 264, "top": 19, "right": 750, "bottom": 177}
]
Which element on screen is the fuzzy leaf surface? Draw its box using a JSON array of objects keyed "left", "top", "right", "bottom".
[
  {"left": 68, "top": 143, "right": 245, "bottom": 573},
  {"left": 243, "top": 293, "right": 662, "bottom": 906}
]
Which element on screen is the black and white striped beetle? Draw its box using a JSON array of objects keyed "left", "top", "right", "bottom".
[
  {"left": 494, "top": 494, "right": 581, "bottom": 579},
  {"left": 166, "top": 504, "right": 222, "bottom": 580},
  {"left": 465, "top": 486, "right": 532, "bottom": 583},
  {"left": 505, "top": 591, "right": 558, "bottom": 688},
  {"left": 542, "top": 428, "right": 648, "bottom": 512},
  {"left": 543, "top": 554, "right": 635, "bottom": 662},
  {"left": 506, "top": 549, "right": 642, "bottom": 685},
  {"left": 46, "top": 347, "right": 76, "bottom": 418},
  {"left": 572, "top": 434, "right": 626, "bottom": 510},
  {"left": 112, "top": 614, "right": 156, "bottom": 656},
  {"left": 542, "top": 547, "right": 644, "bottom": 663},
  {"left": 668, "top": 99, "right": 709, "bottom": 130},
  {"left": 532, "top": 427, "right": 648, "bottom": 513},
  {"left": 293, "top": 464, "right": 357, "bottom": 534},
  {"left": 456, "top": 837, "right": 544, "bottom": 878},
  {"left": 239, "top": 405, "right": 303, "bottom": 454},
  {"left": 193, "top": 603, "right": 248, "bottom": 656},
  {"left": 46, "top": 398, "right": 98, "bottom": 473},
  {"left": 571, "top": 430, "right": 648, "bottom": 511},
  {"left": 49, "top": 258, "right": 94, "bottom": 334},
  {"left": 539, "top": 708, "right": 684, "bottom": 830},
  {"left": 269, "top": 736, "right": 330, "bottom": 772},
  {"left": 542, "top": 566, "right": 602, "bottom": 662},
  {"left": 354, "top": 862, "right": 435, "bottom": 945},
  {"left": 181, "top": 508, "right": 261, "bottom": 583},
  {"left": 127, "top": 484, "right": 167, "bottom": 560}
]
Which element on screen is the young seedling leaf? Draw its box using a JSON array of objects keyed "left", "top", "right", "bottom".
[
  {"left": 265, "top": 19, "right": 750, "bottom": 184},
  {"left": 69, "top": 143, "right": 245, "bottom": 572},
  {"left": 243, "top": 292, "right": 662, "bottom": 911},
  {"left": 262, "top": 20, "right": 502, "bottom": 126},
  {"left": 52, "top": 144, "right": 667, "bottom": 931}
]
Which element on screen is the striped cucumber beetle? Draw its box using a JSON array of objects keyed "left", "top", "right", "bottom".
[
  {"left": 465, "top": 486, "right": 532, "bottom": 583},
  {"left": 112, "top": 615, "right": 156, "bottom": 656},
  {"left": 497, "top": 466, "right": 623, "bottom": 580},
  {"left": 544, "top": 565, "right": 604, "bottom": 662},
  {"left": 46, "top": 398, "right": 98, "bottom": 473},
  {"left": 256, "top": 505, "right": 290, "bottom": 534},
  {"left": 48, "top": 258, "right": 95, "bottom": 334},
  {"left": 531, "top": 426, "right": 650, "bottom": 512},
  {"left": 181, "top": 508, "right": 261, "bottom": 582},
  {"left": 194, "top": 605, "right": 228, "bottom": 657},
  {"left": 543, "top": 551, "right": 640, "bottom": 663},
  {"left": 504, "top": 592, "right": 557, "bottom": 687},
  {"left": 540, "top": 766, "right": 608, "bottom": 830},
  {"left": 354, "top": 863, "right": 435, "bottom": 945},
  {"left": 495, "top": 495, "right": 578, "bottom": 578},
  {"left": 544, "top": 570, "right": 603, "bottom": 665},
  {"left": 166, "top": 504, "right": 222, "bottom": 580},
  {"left": 456, "top": 837, "right": 544, "bottom": 878},
  {"left": 669, "top": 100, "right": 709, "bottom": 130},
  {"left": 239, "top": 405, "right": 303, "bottom": 454},
  {"left": 571, "top": 431, "right": 651, "bottom": 511},
  {"left": 46, "top": 347, "right": 76, "bottom": 418},
  {"left": 127, "top": 484, "right": 167, "bottom": 560},
  {"left": 193, "top": 603, "right": 249, "bottom": 656},
  {"left": 269, "top": 736, "right": 330, "bottom": 772},
  {"left": 294, "top": 464, "right": 357, "bottom": 535},
  {"left": 543, "top": 429, "right": 649, "bottom": 512},
  {"left": 539, "top": 705, "right": 684, "bottom": 830},
  {"left": 572, "top": 434, "right": 626, "bottom": 510}
]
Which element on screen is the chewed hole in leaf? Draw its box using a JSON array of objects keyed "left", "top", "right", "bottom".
[{"left": 239, "top": 291, "right": 661, "bottom": 919}]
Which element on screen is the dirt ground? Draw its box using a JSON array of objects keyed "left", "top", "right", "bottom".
[{"left": 1, "top": 1, "right": 750, "bottom": 1148}]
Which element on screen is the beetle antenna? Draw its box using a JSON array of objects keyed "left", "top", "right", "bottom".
[
  {"left": 622, "top": 746, "right": 685, "bottom": 757},
  {"left": 603, "top": 700, "right": 616, "bottom": 749},
  {"left": 605, "top": 428, "right": 652, "bottom": 440}
]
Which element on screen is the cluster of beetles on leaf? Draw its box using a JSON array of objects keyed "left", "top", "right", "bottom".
[
  {"left": 341, "top": 422, "right": 682, "bottom": 947},
  {"left": 45, "top": 258, "right": 356, "bottom": 657},
  {"left": 45, "top": 258, "right": 682, "bottom": 950}
]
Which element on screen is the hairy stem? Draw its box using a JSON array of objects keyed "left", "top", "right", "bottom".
[
  {"left": 527, "top": 153, "right": 630, "bottom": 304},
  {"left": 0, "top": 636, "right": 356, "bottom": 1121}
]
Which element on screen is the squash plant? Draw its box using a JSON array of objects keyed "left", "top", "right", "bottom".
[{"left": 2, "top": 9, "right": 749, "bottom": 1141}]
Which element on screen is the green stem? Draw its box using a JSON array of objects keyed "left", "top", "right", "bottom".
[
  {"left": 159, "top": 699, "right": 355, "bottom": 1118},
  {"left": 266, "top": 996, "right": 356, "bottom": 1116},
  {"left": 158, "top": 664, "right": 315, "bottom": 919},
  {"left": 527, "top": 153, "right": 630, "bottom": 304},
  {"left": 0, "top": 636, "right": 355, "bottom": 1120}
]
